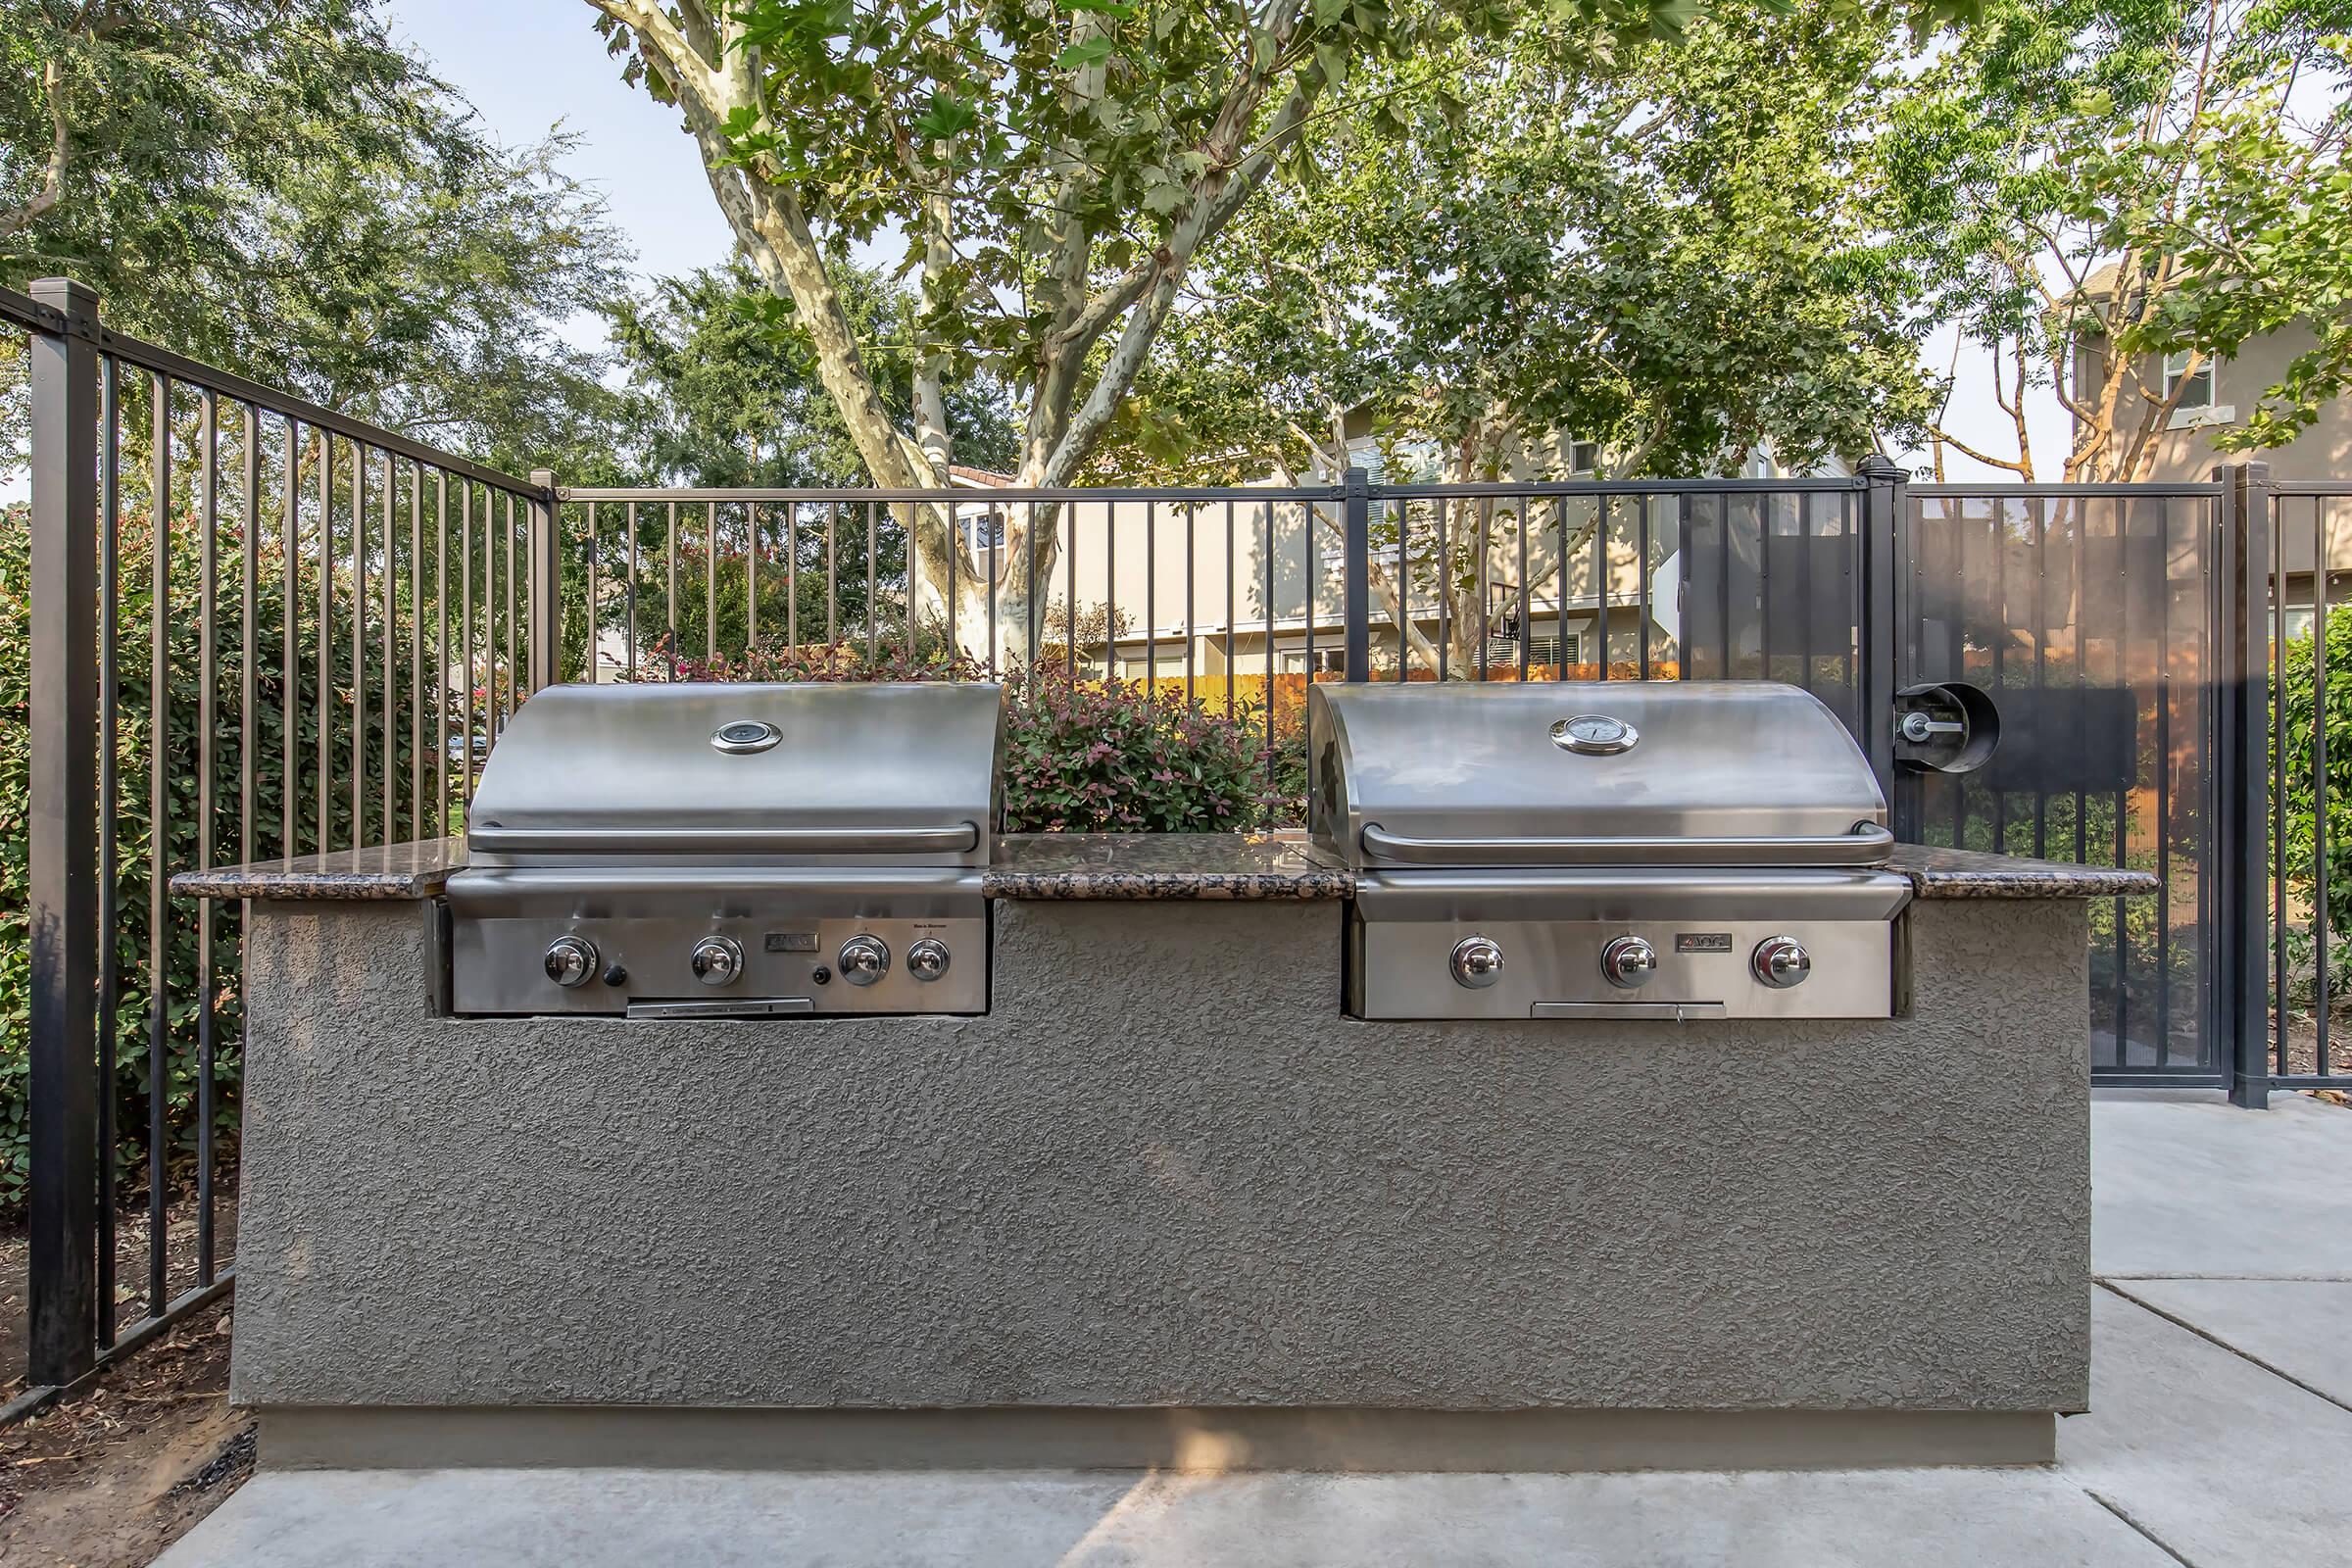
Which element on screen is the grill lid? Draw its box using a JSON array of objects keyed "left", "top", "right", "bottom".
[
  {"left": 1307, "top": 681, "right": 1888, "bottom": 871},
  {"left": 465, "top": 682, "right": 1004, "bottom": 868}
]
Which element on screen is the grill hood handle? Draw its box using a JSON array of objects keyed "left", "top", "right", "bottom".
[
  {"left": 1358, "top": 822, "right": 1893, "bottom": 868},
  {"left": 468, "top": 822, "right": 981, "bottom": 857}
]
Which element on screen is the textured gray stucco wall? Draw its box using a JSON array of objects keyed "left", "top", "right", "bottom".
[{"left": 230, "top": 896, "right": 2089, "bottom": 1413}]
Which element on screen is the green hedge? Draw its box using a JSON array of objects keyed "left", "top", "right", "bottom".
[{"left": 0, "top": 506, "right": 460, "bottom": 1212}]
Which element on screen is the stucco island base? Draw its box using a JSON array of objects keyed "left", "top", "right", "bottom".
[{"left": 232, "top": 896, "right": 2091, "bottom": 1472}]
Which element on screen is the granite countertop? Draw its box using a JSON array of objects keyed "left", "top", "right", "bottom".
[
  {"left": 983, "top": 833, "right": 1352, "bottom": 900},
  {"left": 171, "top": 835, "right": 2156, "bottom": 904},
  {"left": 171, "top": 838, "right": 466, "bottom": 902},
  {"left": 1885, "top": 844, "right": 2159, "bottom": 900}
]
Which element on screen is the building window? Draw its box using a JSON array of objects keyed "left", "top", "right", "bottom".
[
  {"left": 2163, "top": 351, "right": 2214, "bottom": 411},
  {"left": 1482, "top": 633, "right": 1578, "bottom": 667},
  {"left": 1280, "top": 647, "right": 1348, "bottom": 675},
  {"left": 1568, "top": 440, "right": 1599, "bottom": 474},
  {"left": 960, "top": 511, "right": 1005, "bottom": 555}
]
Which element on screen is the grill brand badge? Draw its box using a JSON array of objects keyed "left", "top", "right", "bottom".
[
  {"left": 1675, "top": 932, "right": 1735, "bottom": 954},
  {"left": 1551, "top": 713, "right": 1639, "bottom": 756}
]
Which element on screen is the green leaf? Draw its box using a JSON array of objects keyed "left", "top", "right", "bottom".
[{"left": 1054, "top": 36, "right": 1117, "bottom": 70}]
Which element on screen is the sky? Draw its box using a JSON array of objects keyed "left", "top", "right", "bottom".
[{"left": 383, "top": 1, "right": 2067, "bottom": 481}]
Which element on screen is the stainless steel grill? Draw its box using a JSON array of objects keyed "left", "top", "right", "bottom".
[
  {"left": 1307, "top": 681, "right": 1912, "bottom": 1020},
  {"left": 444, "top": 682, "right": 1003, "bottom": 1017}
]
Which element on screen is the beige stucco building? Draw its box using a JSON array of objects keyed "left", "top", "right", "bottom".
[{"left": 2082, "top": 325, "right": 2350, "bottom": 634}]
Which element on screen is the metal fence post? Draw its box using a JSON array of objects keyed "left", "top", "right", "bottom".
[
  {"left": 527, "top": 470, "right": 558, "bottom": 693},
  {"left": 2225, "top": 461, "right": 2273, "bottom": 1108},
  {"left": 25, "top": 277, "right": 103, "bottom": 1385},
  {"left": 1343, "top": 467, "right": 1370, "bottom": 682},
  {"left": 1856, "top": 455, "right": 1905, "bottom": 824}
]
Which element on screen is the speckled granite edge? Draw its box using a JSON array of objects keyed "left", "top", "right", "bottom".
[
  {"left": 1887, "top": 844, "right": 2159, "bottom": 900},
  {"left": 173, "top": 835, "right": 2150, "bottom": 905},
  {"left": 984, "top": 834, "right": 1353, "bottom": 900},
  {"left": 172, "top": 838, "right": 466, "bottom": 901},
  {"left": 982, "top": 867, "right": 1355, "bottom": 900}
]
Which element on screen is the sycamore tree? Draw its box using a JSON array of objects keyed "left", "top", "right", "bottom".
[
  {"left": 586, "top": 0, "right": 1525, "bottom": 654},
  {"left": 1877, "top": 0, "right": 2350, "bottom": 482},
  {"left": 1100, "top": 1, "right": 1938, "bottom": 672}
]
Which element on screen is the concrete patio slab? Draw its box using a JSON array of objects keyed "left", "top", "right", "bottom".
[
  {"left": 160, "top": 1464, "right": 2177, "bottom": 1568},
  {"left": 2060, "top": 1286, "right": 2352, "bottom": 1568},
  {"left": 2091, "top": 1094, "right": 2352, "bottom": 1278},
  {"left": 2104, "top": 1277, "right": 2352, "bottom": 1410}
]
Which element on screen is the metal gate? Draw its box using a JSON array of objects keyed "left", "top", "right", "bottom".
[{"left": 1894, "top": 481, "right": 2237, "bottom": 1085}]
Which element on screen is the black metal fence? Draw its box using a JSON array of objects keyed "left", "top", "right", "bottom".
[
  {"left": 0, "top": 273, "right": 2331, "bottom": 1404},
  {"left": 3, "top": 279, "right": 549, "bottom": 1407}
]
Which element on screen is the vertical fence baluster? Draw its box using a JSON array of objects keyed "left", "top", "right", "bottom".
[
  {"left": 227, "top": 403, "right": 257, "bottom": 1288},
  {"left": 461, "top": 483, "right": 474, "bottom": 800},
  {"left": 2274, "top": 493, "right": 2289, "bottom": 1077},
  {"left": 96, "top": 355, "right": 121, "bottom": 1350},
  {"left": 870, "top": 500, "right": 882, "bottom": 663},
  {"left": 504, "top": 493, "right": 517, "bottom": 727},
  {"left": 1305, "top": 500, "right": 1316, "bottom": 689},
  {"left": 280, "top": 421, "right": 297, "bottom": 858},
  {"left": 381, "top": 454, "right": 395, "bottom": 842},
  {"left": 146, "top": 370, "right": 171, "bottom": 1320},
  {"left": 195, "top": 390, "right": 218, "bottom": 1292},
  {"left": 1223, "top": 501, "right": 1235, "bottom": 712},
  {"left": 1436, "top": 498, "right": 1450, "bottom": 682},
  {"left": 625, "top": 501, "right": 639, "bottom": 681},
  {"left": 583, "top": 501, "right": 599, "bottom": 683},
  {"left": 666, "top": 501, "right": 678, "bottom": 680},
  {"left": 315, "top": 435, "right": 331, "bottom": 850},
  {"left": 1264, "top": 502, "right": 1276, "bottom": 793},
  {"left": 434, "top": 472, "right": 448, "bottom": 830},
  {"left": 351, "top": 444, "right": 365, "bottom": 841},
  {"left": 1185, "top": 504, "right": 1196, "bottom": 703},
  {"left": 409, "top": 464, "right": 422, "bottom": 837},
  {"left": 2316, "top": 500, "right": 2331, "bottom": 1075}
]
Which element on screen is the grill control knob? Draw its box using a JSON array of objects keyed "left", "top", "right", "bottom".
[
  {"left": 1601, "top": 935, "right": 1659, "bottom": 990},
  {"left": 906, "top": 939, "right": 952, "bottom": 982},
  {"left": 1752, "top": 936, "right": 1812, "bottom": 990},
  {"left": 690, "top": 935, "right": 744, "bottom": 987},
  {"left": 1449, "top": 936, "right": 1505, "bottom": 989},
  {"left": 838, "top": 934, "right": 891, "bottom": 987},
  {"left": 544, "top": 936, "right": 598, "bottom": 989}
]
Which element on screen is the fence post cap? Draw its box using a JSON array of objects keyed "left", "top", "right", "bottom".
[
  {"left": 26, "top": 276, "right": 100, "bottom": 330},
  {"left": 1856, "top": 453, "right": 1904, "bottom": 481}
]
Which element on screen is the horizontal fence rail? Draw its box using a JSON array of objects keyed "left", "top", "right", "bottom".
[{"left": 7, "top": 270, "right": 2341, "bottom": 1417}]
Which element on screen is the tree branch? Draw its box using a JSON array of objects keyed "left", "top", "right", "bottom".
[{"left": 0, "top": 60, "right": 71, "bottom": 241}]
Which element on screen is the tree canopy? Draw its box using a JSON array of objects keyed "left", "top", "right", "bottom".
[
  {"left": 1875, "top": 0, "right": 2351, "bottom": 480},
  {"left": 1112, "top": 0, "right": 1938, "bottom": 486},
  {"left": 0, "top": 0, "right": 629, "bottom": 474}
]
